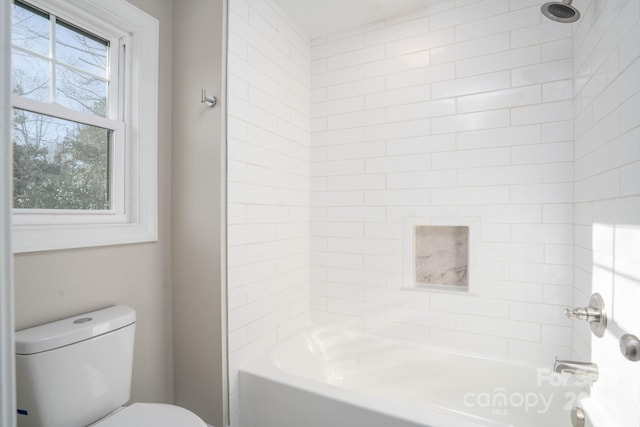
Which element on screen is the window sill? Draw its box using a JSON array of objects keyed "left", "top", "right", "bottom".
[{"left": 13, "top": 221, "right": 157, "bottom": 253}]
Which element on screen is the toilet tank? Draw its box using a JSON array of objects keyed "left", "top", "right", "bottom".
[{"left": 15, "top": 305, "right": 136, "bottom": 427}]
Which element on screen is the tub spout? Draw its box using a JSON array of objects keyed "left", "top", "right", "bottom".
[{"left": 553, "top": 358, "right": 599, "bottom": 382}]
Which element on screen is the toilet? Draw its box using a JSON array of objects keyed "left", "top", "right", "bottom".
[{"left": 14, "top": 305, "right": 207, "bottom": 427}]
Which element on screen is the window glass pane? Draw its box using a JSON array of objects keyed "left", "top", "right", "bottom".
[
  {"left": 55, "top": 20, "right": 108, "bottom": 78},
  {"left": 11, "top": 2, "right": 111, "bottom": 117},
  {"left": 12, "top": 1, "right": 50, "bottom": 57},
  {"left": 56, "top": 64, "right": 108, "bottom": 116},
  {"left": 11, "top": 47, "right": 51, "bottom": 101},
  {"left": 13, "top": 109, "right": 112, "bottom": 210}
]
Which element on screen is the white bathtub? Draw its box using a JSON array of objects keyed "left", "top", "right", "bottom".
[{"left": 239, "top": 328, "right": 586, "bottom": 427}]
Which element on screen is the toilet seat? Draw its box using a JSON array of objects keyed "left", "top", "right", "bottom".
[{"left": 92, "top": 402, "right": 207, "bottom": 427}]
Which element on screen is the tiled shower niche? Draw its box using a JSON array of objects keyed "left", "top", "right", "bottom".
[{"left": 413, "top": 225, "right": 469, "bottom": 291}]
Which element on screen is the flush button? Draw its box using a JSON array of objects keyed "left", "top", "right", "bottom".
[
  {"left": 73, "top": 317, "right": 93, "bottom": 324},
  {"left": 620, "top": 334, "right": 640, "bottom": 362}
]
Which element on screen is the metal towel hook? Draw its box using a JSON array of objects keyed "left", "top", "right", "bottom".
[{"left": 201, "top": 89, "right": 217, "bottom": 108}]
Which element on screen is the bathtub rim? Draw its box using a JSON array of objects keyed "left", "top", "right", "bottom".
[{"left": 268, "top": 325, "right": 567, "bottom": 371}]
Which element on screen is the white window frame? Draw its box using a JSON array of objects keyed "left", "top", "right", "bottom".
[{"left": 11, "top": 0, "right": 159, "bottom": 253}]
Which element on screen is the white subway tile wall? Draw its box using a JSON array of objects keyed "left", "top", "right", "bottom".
[
  {"left": 228, "top": 0, "right": 640, "bottom": 423},
  {"left": 573, "top": 0, "right": 640, "bottom": 352},
  {"left": 227, "top": 0, "right": 311, "bottom": 424},
  {"left": 311, "top": 1, "right": 575, "bottom": 365},
  {"left": 572, "top": 0, "right": 640, "bottom": 424}
]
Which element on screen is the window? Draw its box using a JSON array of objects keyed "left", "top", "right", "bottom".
[{"left": 10, "top": 0, "right": 159, "bottom": 252}]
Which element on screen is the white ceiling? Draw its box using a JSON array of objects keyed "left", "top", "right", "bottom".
[{"left": 272, "top": 0, "right": 442, "bottom": 38}]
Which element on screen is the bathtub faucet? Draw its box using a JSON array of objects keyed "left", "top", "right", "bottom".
[{"left": 553, "top": 358, "right": 599, "bottom": 382}]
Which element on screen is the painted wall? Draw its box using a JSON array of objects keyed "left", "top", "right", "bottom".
[
  {"left": 571, "top": 0, "right": 640, "bottom": 424},
  {"left": 171, "top": 0, "right": 227, "bottom": 425},
  {"left": 310, "top": 0, "right": 575, "bottom": 365},
  {"left": 13, "top": 0, "right": 175, "bottom": 405},
  {"left": 226, "top": 0, "right": 311, "bottom": 423}
]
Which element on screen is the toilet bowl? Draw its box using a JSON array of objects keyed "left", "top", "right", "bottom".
[{"left": 15, "top": 305, "right": 206, "bottom": 427}]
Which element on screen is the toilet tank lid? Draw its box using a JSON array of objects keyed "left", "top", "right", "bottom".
[{"left": 15, "top": 305, "right": 136, "bottom": 355}]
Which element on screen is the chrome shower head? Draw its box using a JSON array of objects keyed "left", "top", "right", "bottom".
[{"left": 541, "top": 0, "right": 580, "bottom": 23}]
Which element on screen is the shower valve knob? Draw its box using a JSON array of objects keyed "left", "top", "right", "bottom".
[
  {"left": 564, "top": 293, "right": 607, "bottom": 338},
  {"left": 564, "top": 306, "right": 601, "bottom": 322}
]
